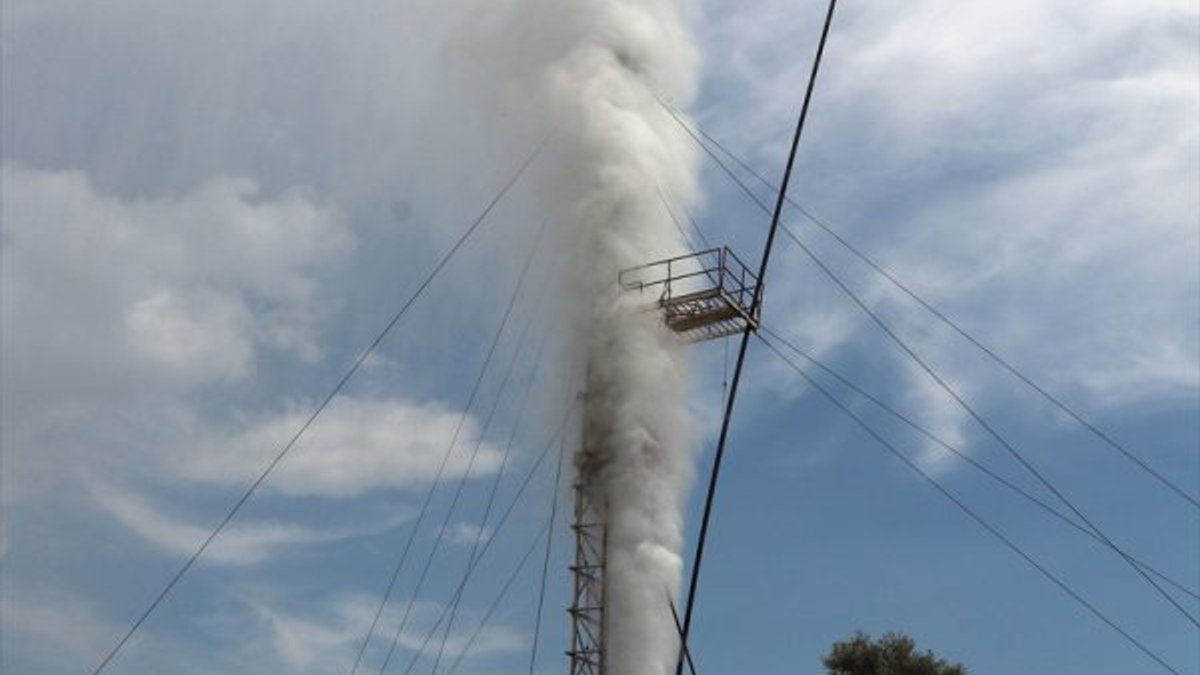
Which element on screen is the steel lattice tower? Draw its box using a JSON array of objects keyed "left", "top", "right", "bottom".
[
  {"left": 566, "top": 248, "right": 758, "bottom": 675},
  {"left": 567, "top": 474, "right": 606, "bottom": 675}
]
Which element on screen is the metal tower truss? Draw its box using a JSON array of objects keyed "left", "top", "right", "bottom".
[
  {"left": 567, "top": 479, "right": 607, "bottom": 675},
  {"left": 566, "top": 246, "right": 756, "bottom": 674}
]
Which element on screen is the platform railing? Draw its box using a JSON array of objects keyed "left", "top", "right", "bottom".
[{"left": 618, "top": 246, "right": 760, "bottom": 323}]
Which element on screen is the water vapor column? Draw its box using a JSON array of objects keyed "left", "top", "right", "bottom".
[{"left": 474, "top": 1, "right": 702, "bottom": 673}]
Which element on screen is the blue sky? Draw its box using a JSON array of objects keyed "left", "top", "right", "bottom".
[{"left": 2, "top": 1, "right": 1197, "bottom": 674}]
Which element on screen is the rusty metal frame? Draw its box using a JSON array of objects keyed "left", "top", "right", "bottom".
[
  {"left": 567, "top": 480, "right": 607, "bottom": 675},
  {"left": 618, "top": 247, "right": 760, "bottom": 342}
]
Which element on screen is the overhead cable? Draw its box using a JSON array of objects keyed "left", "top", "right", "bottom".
[
  {"left": 89, "top": 137, "right": 547, "bottom": 675},
  {"left": 668, "top": 596, "right": 700, "bottom": 675},
  {"left": 761, "top": 326, "right": 1199, "bottom": 602},
  {"left": 654, "top": 185, "right": 1197, "bottom": 603},
  {"left": 675, "top": 3, "right": 840, "bottom": 674},
  {"left": 527, "top": 423, "right": 569, "bottom": 675},
  {"left": 653, "top": 188, "right": 742, "bottom": 417},
  {"left": 659, "top": 99, "right": 1198, "bottom": 511},
  {"left": 429, "top": 231, "right": 558, "bottom": 674},
  {"left": 393, "top": 395, "right": 578, "bottom": 675},
  {"left": 656, "top": 184, "right": 712, "bottom": 251},
  {"left": 376, "top": 226, "right": 549, "bottom": 675},
  {"left": 661, "top": 88, "right": 1199, "bottom": 628},
  {"left": 757, "top": 335, "right": 1184, "bottom": 675},
  {"left": 774, "top": 227, "right": 1199, "bottom": 628},
  {"left": 429, "top": 333, "right": 549, "bottom": 672},
  {"left": 444, "top": 520, "right": 552, "bottom": 675},
  {"left": 346, "top": 217, "right": 546, "bottom": 675}
]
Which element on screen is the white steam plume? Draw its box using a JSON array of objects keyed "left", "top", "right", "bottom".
[{"left": 467, "top": 1, "right": 702, "bottom": 673}]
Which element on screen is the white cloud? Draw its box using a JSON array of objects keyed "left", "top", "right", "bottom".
[
  {"left": 0, "top": 590, "right": 120, "bottom": 674},
  {"left": 899, "top": 359, "right": 973, "bottom": 474},
  {"left": 0, "top": 164, "right": 359, "bottom": 513},
  {"left": 1, "top": 166, "right": 352, "bottom": 422},
  {"left": 241, "top": 593, "right": 528, "bottom": 674},
  {"left": 1, "top": 2, "right": 1194, "bottom": 673},
  {"left": 448, "top": 522, "right": 494, "bottom": 546},
  {"left": 2, "top": 0, "right": 493, "bottom": 205},
  {"left": 252, "top": 602, "right": 355, "bottom": 671},
  {"left": 697, "top": 0, "right": 1198, "bottom": 414},
  {"left": 183, "top": 396, "right": 506, "bottom": 498},
  {"left": 125, "top": 289, "right": 255, "bottom": 383},
  {"left": 441, "top": 623, "right": 529, "bottom": 669},
  {"left": 90, "top": 481, "right": 410, "bottom": 565},
  {"left": 0, "top": 3, "right": 546, "bottom": 673}
]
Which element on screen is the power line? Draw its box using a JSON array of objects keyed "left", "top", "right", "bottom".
[
  {"left": 444, "top": 520, "right": 552, "bottom": 675},
  {"left": 659, "top": 99, "right": 1199, "bottom": 511},
  {"left": 429, "top": 238, "right": 557, "bottom": 674},
  {"left": 347, "top": 218, "right": 546, "bottom": 675},
  {"left": 429, "top": 335, "right": 546, "bottom": 672},
  {"left": 776, "top": 226, "right": 1200, "bottom": 628},
  {"left": 392, "top": 394, "right": 577, "bottom": 675},
  {"left": 376, "top": 228, "right": 548, "bottom": 675},
  {"left": 88, "top": 138, "right": 547, "bottom": 675},
  {"left": 656, "top": 97, "right": 775, "bottom": 216},
  {"left": 527, "top": 420, "right": 569, "bottom": 675},
  {"left": 382, "top": 300, "right": 534, "bottom": 674},
  {"left": 677, "top": 199, "right": 713, "bottom": 251},
  {"left": 660, "top": 83, "right": 1199, "bottom": 628},
  {"left": 760, "top": 326, "right": 1199, "bottom": 602},
  {"left": 656, "top": 184, "right": 712, "bottom": 252},
  {"left": 755, "top": 335, "right": 1185, "bottom": 675},
  {"left": 655, "top": 186, "right": 721, "bottom": 291},
  {"left": 654, "top": 182, "right": 1198, "bottom": 604},
  {"left": 652, "top": 187, "right": 752, "bottom": 425},
  {"left": 657, "top": 185, "right": 699, "bottom": 252},
  {"left": 675, "top": 3, "right": 840, "bottom": 674},
  {"left": 668, "top": 597, "right": 700, "bottom": 675}
]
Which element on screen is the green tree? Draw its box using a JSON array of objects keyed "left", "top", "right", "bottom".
[{"left": 823, "top": 631, "right": 967, "bottom": 675}]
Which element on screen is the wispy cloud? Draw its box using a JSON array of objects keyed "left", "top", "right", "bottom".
[
  {"left": 699, "top": 0, "right": 1198, "bottom": 416},
  {"left": 239, "top": 592, "right": 528, "bottom": 674},
  {"left": 447, "top": 522, "right": 494, "bottom": 546},
  {"left": 182, "top": 395, "right": 506, "bottom": 498},
  {"left": 0, "top": 590, "right": 120, "bottom": 674},
  {"left": 899, "top": 358, "right": 973, "bottom": 474},
  {"left": 90, "top": 481, "right": 410, "bottom": 565},
  {"left": 1, "top": 168, "right": 352, "bottom": 412}
]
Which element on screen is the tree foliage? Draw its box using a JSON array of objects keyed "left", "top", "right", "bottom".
[{"left": 823, "top": 631, "right": 967, "bottom": 675}]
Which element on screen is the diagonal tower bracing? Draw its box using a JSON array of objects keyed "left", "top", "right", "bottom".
[{"left": 566, "top": 247, "right": 758, "bottom": 675}]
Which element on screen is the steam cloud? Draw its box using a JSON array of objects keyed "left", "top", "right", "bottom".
[{"left": 471, "top": 1, "right": 703, "bottom": 672}]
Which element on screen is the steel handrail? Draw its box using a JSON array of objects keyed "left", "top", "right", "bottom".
[{"left": 618, "top": 246, "right": 761, "bottom": 326}]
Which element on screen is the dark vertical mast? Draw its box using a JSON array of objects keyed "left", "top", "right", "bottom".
[{"left": 674, "top": 3, "right": 840, "bottom": 673}]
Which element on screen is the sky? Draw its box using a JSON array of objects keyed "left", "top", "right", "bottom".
[{"left": 2, "top": 1, "right": 1198, "bottom": 674}]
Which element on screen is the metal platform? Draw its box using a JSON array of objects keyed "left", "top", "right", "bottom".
[{"left": 619, "top": 247, "right": 760, "bottom": 342}]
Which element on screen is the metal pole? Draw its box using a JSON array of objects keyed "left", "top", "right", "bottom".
[{"left": 674, "top": 3, "right": 839, "bottom": 673}]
